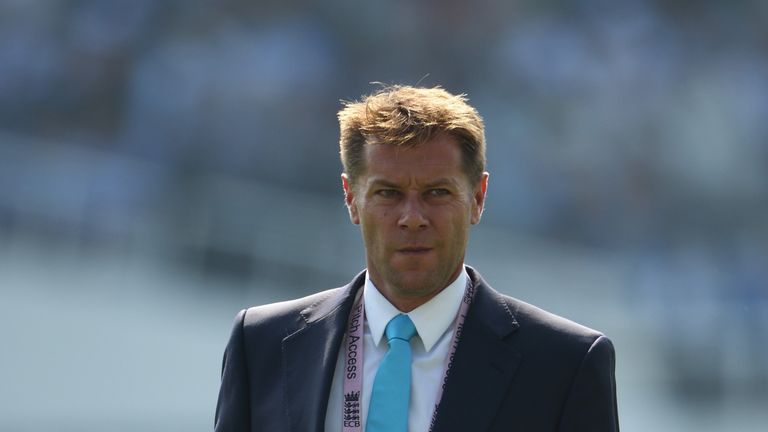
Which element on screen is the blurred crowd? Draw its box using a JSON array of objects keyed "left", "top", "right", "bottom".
[{"left": 1, "top": 0, "right": 766, "bottom": 409}]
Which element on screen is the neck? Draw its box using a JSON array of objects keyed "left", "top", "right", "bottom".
[
  {"left": 385, "top": 291, "right": 442, "bottom": 313},
  {"left": 368, "top": 266, "right": 463, "bottom": 312}
]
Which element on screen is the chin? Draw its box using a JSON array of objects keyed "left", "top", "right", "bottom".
[{"left": 390, "top": 269, "right": 443, "bottom": 296}]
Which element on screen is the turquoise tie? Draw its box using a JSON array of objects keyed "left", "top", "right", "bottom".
[{"left": 366, "top": 314, "right": 417, "bottom": 432}]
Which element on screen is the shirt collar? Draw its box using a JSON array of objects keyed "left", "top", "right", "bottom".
[{"left": 363, "top": 266, "right": 468, "bottom": 352}]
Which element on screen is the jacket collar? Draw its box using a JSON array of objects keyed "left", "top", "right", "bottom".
[
  {"left": 431, "top": 266, "right": 523, "bottom": 432},
  {"left": 281, "top": 267, "right": 522, "bottom": 432},
  {"left": 282, "top": 271, "right": 365, "bottom": 432}
]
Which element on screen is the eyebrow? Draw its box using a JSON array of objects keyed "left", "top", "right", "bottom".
[
  {"left": 368, "top": 179, "right": 401, "bottom": 188},
  {"left": 423, "top": 178, "right": 457, "bottom": 188},
  {"left": 367, "top": 178, "right": 458, "bottom": 189}
]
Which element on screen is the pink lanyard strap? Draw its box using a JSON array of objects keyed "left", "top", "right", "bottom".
[
  {"left": 341, "top": 280, "right": 476, "bottom": 432},
  {"left": 342, "top": 293, "right": 365, "bottom": 431}
]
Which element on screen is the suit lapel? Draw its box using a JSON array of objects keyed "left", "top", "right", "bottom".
[
  {"left": 282, "top": 273, "right": 365, "bottom": 432},
  {"left": 280, "top": 268, "right": 520, "bottom": 432},
  {"left": 432, "top": 268, "right": 522, "bottom": 432}
]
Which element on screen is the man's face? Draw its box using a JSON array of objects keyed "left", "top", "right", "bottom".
[{"left": 342, "top": 134, "right": 488, "bottom": 311}]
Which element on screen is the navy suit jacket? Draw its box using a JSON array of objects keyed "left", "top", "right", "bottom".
[{"left": 215, "top": 267, "right": 619, "bottom": 431}]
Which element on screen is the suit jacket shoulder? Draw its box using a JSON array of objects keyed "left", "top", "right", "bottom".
[
  {"left": 241, "top": 286, "right": 344, "bottom": 338},
  {"left": 505, "top": 292, "right": 607, "bottom": 353},
  {"left": 215, "top": 272, "right": 365, "bottom": 432},
  {"left": 434, "top": 267, "right": 619, "bottom": 432}
]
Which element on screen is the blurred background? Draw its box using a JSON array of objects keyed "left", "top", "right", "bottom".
[{"left": 1, "top": 0, "right": 767, "bottom": 430}]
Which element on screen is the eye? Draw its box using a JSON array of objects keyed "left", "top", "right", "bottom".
[
  {"left": 427, "top": 188, "right": 451, "bottom": 197},
  {"left": 375, "top": 189, "right": 400, "bottom": 198}
]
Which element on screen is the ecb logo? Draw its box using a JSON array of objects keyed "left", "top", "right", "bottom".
[{"left": 343, "top": 391, "right": 361, "bottom": 427}]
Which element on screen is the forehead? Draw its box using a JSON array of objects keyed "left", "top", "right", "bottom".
[{"left": 362, "top": 135, "right": 464, "bottom": 181}]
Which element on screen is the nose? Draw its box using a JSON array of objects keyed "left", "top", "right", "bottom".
[{"left": 398, "top": 194, "right": 428, "bottom": 230}]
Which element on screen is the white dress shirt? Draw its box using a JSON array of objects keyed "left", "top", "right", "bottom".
[{"left": 324, "top": 267, "right": 468, "bottom": 431}]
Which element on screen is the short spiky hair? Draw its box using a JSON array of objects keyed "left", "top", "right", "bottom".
[{"left": 338, "top": 85, "right": 486, "bottom": 186}]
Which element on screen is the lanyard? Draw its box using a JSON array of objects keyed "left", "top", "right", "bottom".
[{"left": 341, "top": 280, "right": 476, "bottom": 432}]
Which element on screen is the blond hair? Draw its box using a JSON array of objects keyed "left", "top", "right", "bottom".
[{"left": 338, "top": 85, "right": 486, "bottom": 185}]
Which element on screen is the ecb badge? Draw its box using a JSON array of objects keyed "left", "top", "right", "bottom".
[{"left": 343, "top": 391, "right": 361, "bottom": 427}]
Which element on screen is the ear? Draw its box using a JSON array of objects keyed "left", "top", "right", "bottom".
[
  {"left": 470, "top": 172, "right": 489, "bottom": 225},
  {"left": 341, "top": 173, "right": 360, "bottom": 225}
]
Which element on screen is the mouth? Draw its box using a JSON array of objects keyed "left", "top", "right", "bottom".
[{"left": 397, "top": 246, "right": 433, "bottom": 255}]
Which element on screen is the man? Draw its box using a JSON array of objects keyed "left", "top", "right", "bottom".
[{"left": 215, "top": 85, "right": 619, "bottom": 431}]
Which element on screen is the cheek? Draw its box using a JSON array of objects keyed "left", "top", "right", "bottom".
[
  {"left": 360, "top": 204, "right": 396, "bottom": 226},
  {"left": 359, "top": 210, "right": 387, "bottom": 246},
  {"left": 442, "top": 208, "right": 472, "bottom": 243}
]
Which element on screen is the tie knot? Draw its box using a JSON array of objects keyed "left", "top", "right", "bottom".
[{"left": 385, "top": 314, "right": 416, "bottom": 342}]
